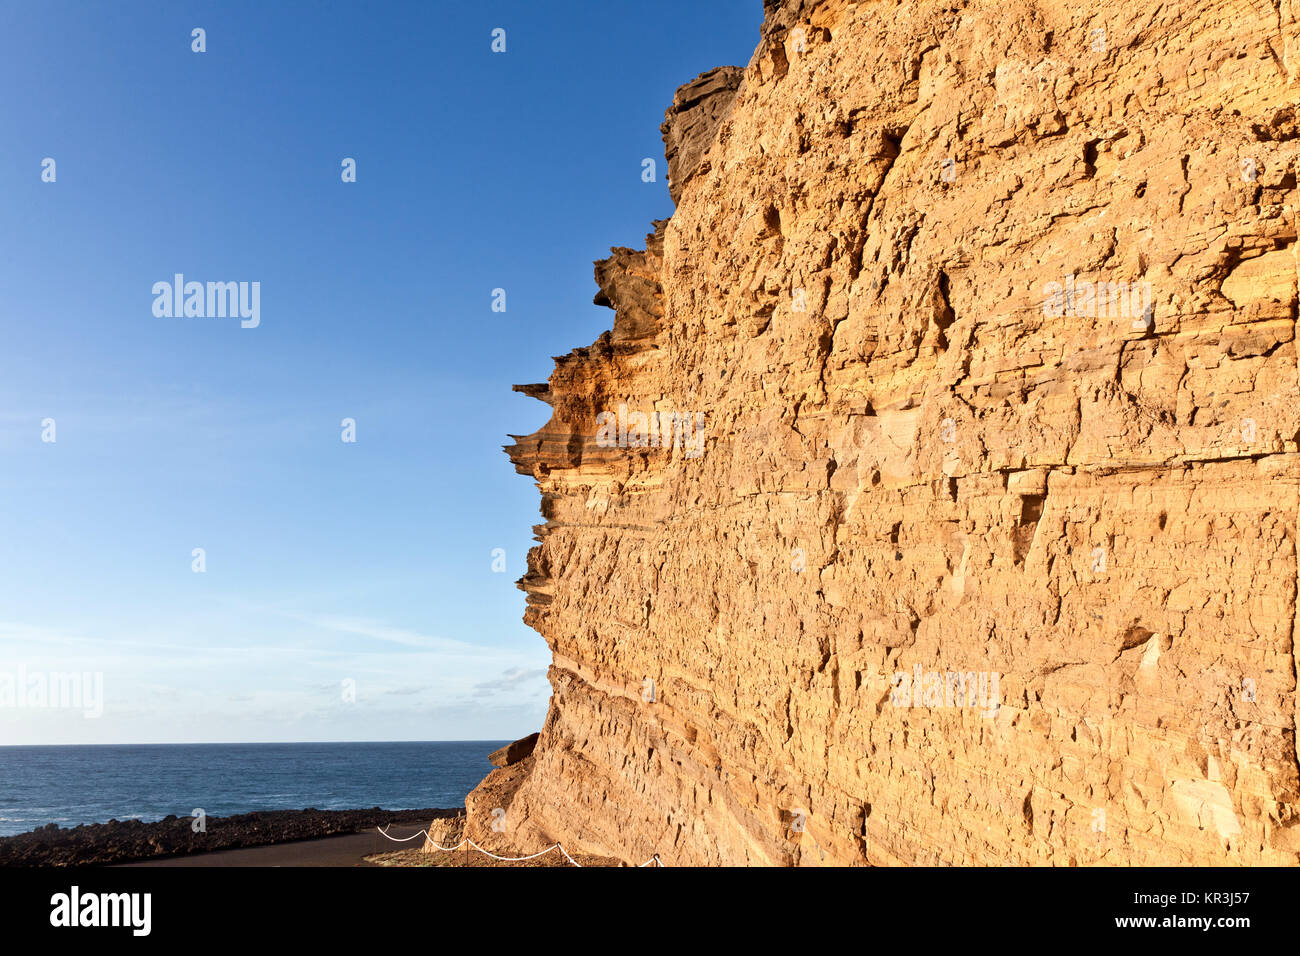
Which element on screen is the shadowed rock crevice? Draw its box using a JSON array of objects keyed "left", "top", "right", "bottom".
[{"left": 660, "top": 67, "right": 744, "bottom": 205}]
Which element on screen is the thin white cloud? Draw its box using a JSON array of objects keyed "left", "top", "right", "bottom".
[
  {"left": 283, "top": 612, "right": 488, "bottom": 653},
  {"left": 473, "top": 666, "right": 548, "bottom": 696}
]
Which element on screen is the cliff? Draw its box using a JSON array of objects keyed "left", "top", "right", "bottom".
[{"left": 467, "top": 0, "right": 1300, "bottom": 865}]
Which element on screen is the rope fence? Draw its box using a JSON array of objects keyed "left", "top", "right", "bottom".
[{"left": 376, "top": 824, "right": 664, "bottom": 867}]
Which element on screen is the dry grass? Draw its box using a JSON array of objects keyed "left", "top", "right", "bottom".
[{"left": 365, "top": 846, "right": 623, "bottom": 867}]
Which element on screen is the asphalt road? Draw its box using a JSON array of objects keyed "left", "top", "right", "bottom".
[{"left": 116, "top": 825, "right": 428, "bottom": 867}]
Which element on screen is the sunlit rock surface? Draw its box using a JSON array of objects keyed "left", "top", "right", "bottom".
[{"left": 468, "top": 0, "right": 1300, "bottom": 866}]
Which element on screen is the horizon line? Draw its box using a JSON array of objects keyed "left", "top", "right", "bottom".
[{"left": 0, "top": 738, "right": 515, "bottom": 748}]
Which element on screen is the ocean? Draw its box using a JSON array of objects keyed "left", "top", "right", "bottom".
[{"left": 0, "top": 740, "right": 507, "bottom": 837}]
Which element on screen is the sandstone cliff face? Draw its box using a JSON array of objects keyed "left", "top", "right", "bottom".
[{"left": 469, "top": 0, "right": 1300, "bottom": 865}]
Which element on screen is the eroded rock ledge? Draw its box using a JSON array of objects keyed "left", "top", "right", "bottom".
[{"left": 469, "top": 0, "right": 1300, "bottom": 865}]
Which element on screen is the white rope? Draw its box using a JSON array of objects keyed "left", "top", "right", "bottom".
[
  {"left": 466, "top": 838, "right": 568, "bottom": 862},
  {"left": 375, "top": 825, "right": 665, "bottom": 866},
  {"left": 376, "top": 825, "right": 432, "bottom": 843},
  {"left": 425, "top": 838, "right": 468, "bottom": 851},
  {"left": 555, "top": 843, "right": 583, "bottom": 867}
]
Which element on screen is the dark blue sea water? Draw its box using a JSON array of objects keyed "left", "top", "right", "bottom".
[{"left": 0, "top": 741, "right": 508, "bottom": 837}]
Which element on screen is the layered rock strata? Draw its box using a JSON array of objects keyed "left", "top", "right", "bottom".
[{"left": 469, "top": 0, "right": 1300, "bottom": 865}]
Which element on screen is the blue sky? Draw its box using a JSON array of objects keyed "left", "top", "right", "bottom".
[{"left": 0, "top": 1, "right": 760, "bottom": 744}]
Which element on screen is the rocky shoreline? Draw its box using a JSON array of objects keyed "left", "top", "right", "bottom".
[{"left": 0, "top": 807, "right": 459, "bottom": 867}]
